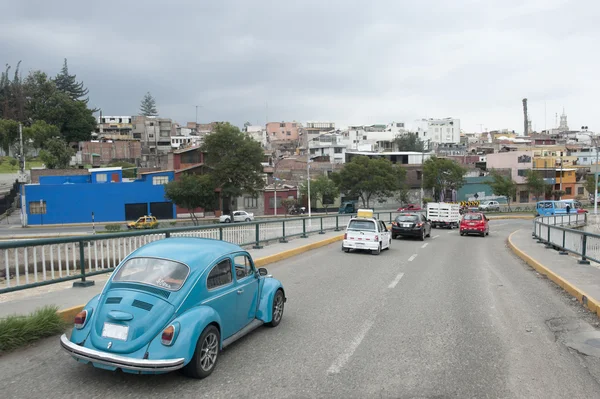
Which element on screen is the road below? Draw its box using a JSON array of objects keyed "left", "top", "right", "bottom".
[{"left": 2, "top": 219, "right": 600, "bottom": 398}]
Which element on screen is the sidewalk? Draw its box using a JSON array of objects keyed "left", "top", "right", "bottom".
[
  {"left": 0, "top": 230, "right": 343, "bottom": 318},
  {"left": 508, "top": 229, "right": 600, "bottom": 318}
]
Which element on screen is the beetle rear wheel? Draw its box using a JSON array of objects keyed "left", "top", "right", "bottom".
[
  {"left": 182, "top": 325, "right": 220, "bottom": 379},
  {"left": 268, "top": 289, "right": 285, "bottom": 327}
]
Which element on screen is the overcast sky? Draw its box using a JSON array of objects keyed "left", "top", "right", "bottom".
[{"left": 1, "top": 0, "right": 598, "bottom": 133}]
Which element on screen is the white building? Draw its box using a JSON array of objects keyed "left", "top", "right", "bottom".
[
  {"left": 413, "top": 118, "right": 461, "bottom": 145},
  {"left": 308, "top": 133, "right": 348, "bottom": 163},
  {"left": 568, "top": 147, "right": 600, "bottom": 165},
  {"left": 344, "top": 125, "right": 398, "bottom": 152},
  {"left": 245, "top": 125, "right": 268, "bottom": 148}
]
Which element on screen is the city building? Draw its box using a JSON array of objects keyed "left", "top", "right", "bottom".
[
  {"left": 79, "top": 140, "right": 142, "bottom": 166},
  {"left": 486, "top": 150, "right": 534, "bottom": 203},
  {"left": 413, "top": 118, "right": 461, "bottom": 146},
  {"left": 132, "top": 116, "right": 173, "bottom": 168},
  {"left": 266, "top": 122, "right": 301, "bottom": 142},
  {"left": 22, "top": 167, "right": 175, "bottom": 225},
  {"left": 245, "top": 125, "right": 268, "bottom": 148},
  {"left": 344, "top": 125, "right": 397, "bottom": 152},
  {"left": 95, "top": 115, "right": 133, "bottom": 137},
  {"left": 171, "top": 126, "right": 202, "bottom": 150},
  {"left": 308, "top": 133, "right": 348, "bottom": 163},
  {"left": 345, "top": 151, "right": 431, "bottom": 165}
]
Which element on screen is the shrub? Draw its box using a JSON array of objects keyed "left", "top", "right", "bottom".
[
  {"left": 105, "top": 224, "right": 122, "bottom": 232},
  {"left": 0, "top": 306, "right": 66, "bottom": 352}
]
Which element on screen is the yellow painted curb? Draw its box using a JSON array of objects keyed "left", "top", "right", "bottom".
[
  {"left": 507, "top": 230, "right": 600, "bottom": 317},
  {"left": 57, "top": 305, "right": 85, "bottom": 324},
  {"left": 254, "top": 234, "right": 344, "bottom": 267},
  {"left": 57, "top": 233, "right": 345, "bottom": 318}
]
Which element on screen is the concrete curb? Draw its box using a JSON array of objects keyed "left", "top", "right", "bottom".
[
  {"left": 507, "top": 229, "right": 600, "bottom": 318},
  {"left": 56, "top": 233, "right": 345, "bottom": 323},
  {"left": 488, "top": 215, "right": 534, "bottom": 220}
]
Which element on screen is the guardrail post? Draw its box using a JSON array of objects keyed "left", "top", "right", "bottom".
[
  {"left": 579, "top": 234, "right": 591, "bottom": 264},
  {"left": 559, "top": 230, "right": 568, "bottom": 255},
  {"left": 301, "top": 218, "right": 308, "bottom": 238},
  {"left": 165, "top": 231, "right": 171, "bottom": 238},
  {"left": 219, "top": 227, "right": 223, "bottom": 241},
  {"left": 389, "top": 212, "right": 392, "bottom": 223},
  {"left": 319, "top": 217, "right": 325, "bottom": 234},
  {"left": 252, "top": 223, "right": 263, "bottom": 249},
  {"left": 335, "top": 215, "right": 340, "bottom": 231},
  {"left": 545, "top": 224, "right": 553, "bottom": 248},
  {"left": 73, "top": 241, "right": 95, "bottom": 288},
  {"left": 280, "top": 220, "right": 288, "bottom": 243}
]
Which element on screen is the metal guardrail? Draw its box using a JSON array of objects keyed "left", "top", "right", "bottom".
[
  {"left": 532, "top": 213, "right": 594, "bottom": 264},
  {"left": 0, "top": 211, "right": 404, "bottom": 294}
]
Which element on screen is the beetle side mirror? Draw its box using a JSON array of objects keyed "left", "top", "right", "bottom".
[{"left": 258, "top": 267, "right": 269, "bottom": 276}]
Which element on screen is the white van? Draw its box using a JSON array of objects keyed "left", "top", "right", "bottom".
[{"left": 342, "top": 209, "right": 391, "bottom": 255}]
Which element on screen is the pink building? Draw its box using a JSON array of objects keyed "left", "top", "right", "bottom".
[
  {"left": 266, "top": 122, "right": 300, "bottom": 141},
  {"left": 485, "top": 150, "right": 533, "bottom": 184}
]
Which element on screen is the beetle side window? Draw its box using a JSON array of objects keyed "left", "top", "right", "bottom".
[
  {"left": 207, "top": 259, "right": 233, "bottom": 289},
  {"left": 233, "top": 255, "right": 254, "bottom": 280}
]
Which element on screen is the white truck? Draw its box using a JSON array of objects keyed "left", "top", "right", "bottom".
[{"left": 426, "top": 202, "right": 461, "bottom": 229}]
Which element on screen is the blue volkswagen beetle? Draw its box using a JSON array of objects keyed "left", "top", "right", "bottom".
[{"left": 60, "top": 237, "right": 286, "bottom": 379}]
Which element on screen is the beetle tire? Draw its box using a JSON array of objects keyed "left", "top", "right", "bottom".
[
  {"left": 268, "top": 289, "right": 285, "bottom": 327},
  {"left": 182, "top": 325, "right": 220, "bottom": 379}
]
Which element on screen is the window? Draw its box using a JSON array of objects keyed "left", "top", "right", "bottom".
[
  {"left": 517, "top": 169, "right": 527, "bottom": 177},
  {"left": 566, "top": 187, "right": 572, "bottom": 195},
  {"left": 347, "top": 220, "right": 376, "bottom": 231},
  {"left": 233, "top": 255, "right": 254, "bottom": 280},
  {"left": 152, "top": 176, "right": 169, "bottom": 185},
  {"left": 29, "top": 200, "right": 47, "bottom": 215},
  {"left": 334, "top": 147, "right": 343, "bottom": 154},
  {"left": 269, "top": 196, "right": 282, "bottom": 208},
  {"left": 280, "top": 123, "right": 285, "bottom": 128},
  {"left": 96, "top": 173, "right": 107, "bottom": 182},
  {"left": 578, "top": 187, "right": 585, "bottom": 195},
  {"left": 244, "top": 197, "right": 258, "bottom": 209},
  {"left": 113, "top": 257, "right": 189, "bottom": 291},
  {"left": 207, "top": 259, "right": 233, "bottom": 289}
]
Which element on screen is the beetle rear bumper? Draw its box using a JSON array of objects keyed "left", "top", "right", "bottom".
[{"left": 60, "top": 334, "right": 185, "bottom": 372}]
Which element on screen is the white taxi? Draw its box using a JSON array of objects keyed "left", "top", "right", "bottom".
[{"left": 341, "top": 209, "right": 391, "bottom": 255}]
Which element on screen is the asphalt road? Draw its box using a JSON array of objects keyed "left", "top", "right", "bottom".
[{"left": 3, "top": 219, "right": 600, "bottom": 398}]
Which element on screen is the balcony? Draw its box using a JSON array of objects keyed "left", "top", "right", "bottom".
[{"left": 543, "top": 178, "right": 556, "bottom": 185}]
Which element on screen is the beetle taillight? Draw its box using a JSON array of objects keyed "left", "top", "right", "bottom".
[
  {"left": 74, "top": 310, "right": 87, "bottom": 329},
  {"left": 344, "top": 233, "right": 347, "bottom": 239},
  {"left": 161, "top": 325, "right": 176, "bottom": 346},
  {"left": 375, "top": 235, "right": 379, "bottom": 241}
]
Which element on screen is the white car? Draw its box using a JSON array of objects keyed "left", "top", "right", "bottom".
[
  {"left": 219, "top": 211, "right": 255, "bottom": 223},
  {"left": 342, "top": 211, "right": 391, "bottom": 255},
  {"left": 478, "top": 200, "right": 501, "bottom": 211}
]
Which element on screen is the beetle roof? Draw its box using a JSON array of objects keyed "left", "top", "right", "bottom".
[{"left": 129, "top": 237, "right": 244, "bottom": 269}]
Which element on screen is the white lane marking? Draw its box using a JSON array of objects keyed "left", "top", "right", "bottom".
[
  {"left": 447, "top": 230, "right": 455, "bottom": 234},
  {"left": 388, "top": 272, "right": 405, "bottom": 289},
  {"left": 327, "top": 318, "right": 375, "bottom": 374},
  {"left": 421, "top": 242, "right": 428, "bottom": 248},
  {"left": 408, "top": 254, "right": 417, "bottom": 262},
  {"left": 432, "top": 235, "right": 439, "bottom": 239}
]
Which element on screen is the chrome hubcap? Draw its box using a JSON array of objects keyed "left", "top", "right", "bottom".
[
  {"left": 200, "top": 332, "right": 218, "bottom": 371},
  {"left": 273, "top": 294, "right": 284, "bottom": 322}
]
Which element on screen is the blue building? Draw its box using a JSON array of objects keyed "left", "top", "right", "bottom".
[
  {"left": 22, "top": 167, "right": 175, "bottom": 225},
  {"left": 457, "top": 176, "right": 508, "bottom": 203}
]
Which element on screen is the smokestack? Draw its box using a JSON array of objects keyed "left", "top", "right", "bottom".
[{"left": 522, "top": 98, "right": 528, "bottom": 136}]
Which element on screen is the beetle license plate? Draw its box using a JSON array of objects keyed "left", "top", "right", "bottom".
[
  {"left": 402, "top": 223, "right": 411, "bottom": 227},
  {"left": 102, "top": 322, "right": 129, "bottom": 341}
]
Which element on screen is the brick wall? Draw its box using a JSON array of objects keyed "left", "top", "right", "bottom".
[{"left": 30, "top": 169, "right": 89, "bottom": 183}]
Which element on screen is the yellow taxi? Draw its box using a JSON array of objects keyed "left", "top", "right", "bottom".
[{"left": 127, "top": 215, "right": 159, "bottom": 230}]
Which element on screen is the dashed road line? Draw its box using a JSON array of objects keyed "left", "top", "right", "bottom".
[
  {"left": 408, "top": 254, "right": 417, "bottom": 262},
  {"left": 421, "top": 242, "right": 428, "bottom": 248},
  {"left": 327, "top": 318, "right": 375, "bottom": 374},
  {"left": 432, "top": 235, "right": 439, "bottom": 239},
  {"left": 388, "top": 272, "right": 405, "bottom": 289}
]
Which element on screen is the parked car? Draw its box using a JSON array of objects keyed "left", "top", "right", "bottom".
[
  {"left": 60, "top": 237, "right": 286, "bottom": 379},
  {"left": 391, "top": 213, "right": 431, "bottom": 241},
  {"left": 459, "top": 212, "right": 489, "bottom": 237},
  {"left": 219, "top": 211, "right": 255, "bottom": 223},
  {"left": 127, "top": 216, "right": 159, "bottom": 230},
  {"left": 478, "top": 200, "right": 501, "bottom": 212},
  {"left": 397, "top": 204, "right": 422, "bottom": 212},
  {"left": 342, "top": 209, "right": 391, "bottom": 255}
]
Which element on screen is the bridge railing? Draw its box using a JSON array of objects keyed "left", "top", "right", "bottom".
[
  {"left": 0, "top": 211, "right": 404, "bottom": 294},
  {"left": 532, "top": 213, "right": 598, "bottom": 264}
]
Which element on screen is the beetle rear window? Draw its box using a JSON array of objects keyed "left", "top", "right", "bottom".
[
  {"left": 348, "top": 220, "right": 376, "bottom": 231},
  {"left": 113, "top": 257, "right": 189, "bottom": 291}
]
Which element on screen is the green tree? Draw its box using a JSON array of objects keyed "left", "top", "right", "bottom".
[
  {"left": 281, "top": 198, "right": 297, "bottom": 216},
  {"left": 200, "top": 123, "right": 265, "bottom": 210},
  {"left": 54, "top": 59, "right": 90, "bottom": 103},
  {"left": 423, "top": 156, "right": 467, "bottom": 201},
  {"left": 395, "top": 133, "right": 425, "bottom": 152},
  {"left": 0, "top": 119, "right": 20, "bottom": 155},
  {"left": 488, "top": 170, "right": 517, "bottom": 210},
  {"left": 23, "top": 120, "right": 60, "bottom": 150},
  {"left": 585, "top": 175, "right": 598, "bottom": 198},
  {"left": 299, "top": 175, "right": 340, "bottom": 213},
  {"left": 0, "top": 62, "right": 26, "bottom": 122},
  {"left": 24, "top": 71, "right": 95, "bottom": 143},
  {"left": 524, "top": 170, "right": 547, "bottom": 201},
  {"left": 140, "top": 92, "right": 158, "bottom": 116},
  {"left": 164, "top": 174, "right": 218, "bottom": 225},
  {"left": 330, "top": 156, "right": 405, "bottom": 208},
  {"left": 39, "top": 137, "right": 74, "bottom": 169}
]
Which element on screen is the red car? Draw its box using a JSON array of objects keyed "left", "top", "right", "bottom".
[
  {"left": 397, "top": 204, "right": 422, "bottom": 212},
  {"left": 459, "top": 212, "right": 489, "bottom": 237}
]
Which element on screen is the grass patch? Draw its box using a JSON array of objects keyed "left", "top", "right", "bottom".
[
  {"left": 0, "top": 305, "right": 66, "bottom": 353},
  {"left": 0, "top": 156, "right": 44, "bottom": 173}
]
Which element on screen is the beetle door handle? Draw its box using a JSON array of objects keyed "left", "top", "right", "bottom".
[{"left": 237, "top": 289, "right": 244, "bottom": 294}]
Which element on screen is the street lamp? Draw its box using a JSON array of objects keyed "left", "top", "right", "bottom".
[
  {"left": 578, "top": 129, "right": 597, "bottom": 215},
  {"left": 273, "top": 177, "right": 280, "bottom": 217}
]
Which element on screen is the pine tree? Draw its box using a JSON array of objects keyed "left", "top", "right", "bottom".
[
  {"left": 54, "top": 59, "right": 90, "bottom": 104},
  {"left": 139, "top": 92, "right": 158, "bottom": 116}
]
